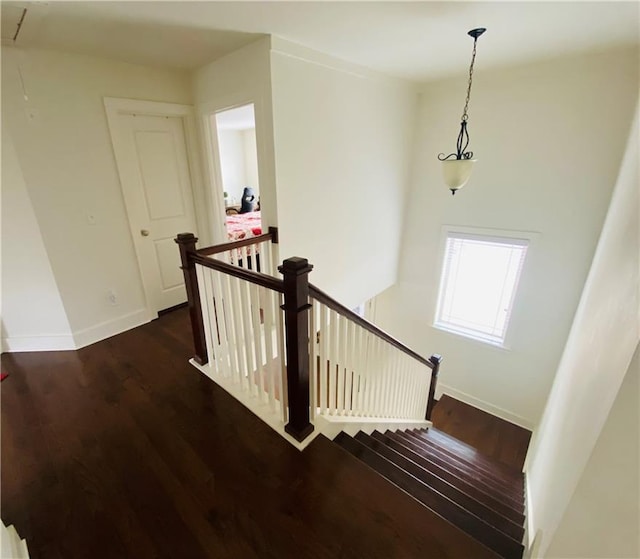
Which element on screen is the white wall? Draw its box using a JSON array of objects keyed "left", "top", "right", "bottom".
[
  {"left": 526, "top": 100, "right": 639, "bottom": 556},
  {"left": 194, "top": 38, "right": 276, "bottom": 245},
  {"left": 2, "top": 47, "right": 193, "bottom": 347},
  {"left": 242, "top": 128, "right": 260, "bottom": 193},
  {"left": 545, "top": 343, "right": 639, "bottom": 559},
  {"left": 372, "top": 47, "right": 639, "bottom": 428},
  {"left": 217, "top": 128, "right": 247, "bottom": 203},
  {"left": 1, "top": 126, "right": 74, "bottom": 351},
  {"left": 269, "top": 38, "right": 417, "bottom": 309},
  {"left": 215, "top": 127, "right": 259, "bottom": 204}
]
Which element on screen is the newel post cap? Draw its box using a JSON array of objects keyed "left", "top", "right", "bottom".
[
  {"left": 278, "top": 257, "right": 314, "bottom": 275},
  {"left": 175, "top": 232, "right": 198, "bottom": 244}
]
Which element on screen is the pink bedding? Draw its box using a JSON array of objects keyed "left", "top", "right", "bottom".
[
  {"left": 225, "top": 211, "right": 262, "bottom": 241},
  {"left": 225, "top": 211, "right": 262, "bottom": 242}
]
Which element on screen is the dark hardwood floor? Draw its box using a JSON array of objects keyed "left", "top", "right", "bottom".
[
  {"left": 1, "top": 308, "right": 526, "bottom": 559},
  {"left": 431, "top": 396, "right": 531, "bottom": 471}
]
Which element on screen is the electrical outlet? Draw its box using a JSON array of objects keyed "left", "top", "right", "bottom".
[{"left": 107, "top": 289, "right": 118, "bottom": 306}]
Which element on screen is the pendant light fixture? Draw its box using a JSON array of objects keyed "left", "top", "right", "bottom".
[{"left": 438, "top": 27, "right": 486, "bottom": 195}]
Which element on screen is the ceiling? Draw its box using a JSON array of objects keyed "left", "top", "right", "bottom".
[{"left": 2, "top": 1, "right": 639, "bottom": 82}]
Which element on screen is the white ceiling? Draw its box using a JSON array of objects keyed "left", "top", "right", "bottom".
[{"left": 3, "top": 1, "right": 639, "bottom": 81}]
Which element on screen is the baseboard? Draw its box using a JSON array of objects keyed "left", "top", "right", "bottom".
[
  {"left": 73, "top": 309, "right": 149, "bottom": 349},
  {"left": 523, "top": 475, "right": 541, "bottom": 558},
  {"left": 437, "top": 383, "right": 534, "bottom": 430},
  {"left": 1, "top": 334, "right": 76, "bottom": 352}
]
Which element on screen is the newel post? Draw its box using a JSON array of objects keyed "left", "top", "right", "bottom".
[
  {"left": 425, "top": 354, "right": 443, "bottom": 421},
  {"left": 279, "top": 257, "right": 314, "bottom": 442},
  {"left": 175, "top": 233, "right": 208, "bottom": 366}
]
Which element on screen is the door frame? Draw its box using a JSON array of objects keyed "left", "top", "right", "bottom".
[
  {"left": 199, "top": 95, "right": 262, "bottom": 245},
  {"left": 104, "top": 97, "right": 207, "bottom": 322}
]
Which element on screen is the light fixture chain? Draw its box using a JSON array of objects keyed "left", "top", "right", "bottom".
[{"left": 461, "top": 38, "right": 478, "bottom": 122}]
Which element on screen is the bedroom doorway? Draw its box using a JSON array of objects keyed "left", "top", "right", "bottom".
[{"left": 211, "top": 104, "right": 262, "bottom": 244}]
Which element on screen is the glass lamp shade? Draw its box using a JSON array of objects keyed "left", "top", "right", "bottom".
[{"left": 442, "top": 159, "right": 476, "bottom": 194}]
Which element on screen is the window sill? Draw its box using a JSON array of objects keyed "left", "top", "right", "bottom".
[{"left": 432, "top": 323, "right": 512, "bottom": 352}]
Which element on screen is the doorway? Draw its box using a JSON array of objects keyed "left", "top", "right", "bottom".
[{"left": 210, "top": 104, "right": 262, "bottom": 243}]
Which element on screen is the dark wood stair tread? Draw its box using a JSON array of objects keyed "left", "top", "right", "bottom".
[
  {"left": 335, "top": 432, "right": 524, "bottom": 559},
  {"left": 418, "top": 428, "right": 525, "bottom": 481},
  {"left": 390, "top": 431, "right": 525, "bottom": 512},
  {"left": 403, "top": 430, "right": 524, "bottom": 497},
  {"left": 370, "top": 431, "right": 526, "bottom": 526},
  {"left": 354, "top": 432, "right": 525, "bottom": 542}
]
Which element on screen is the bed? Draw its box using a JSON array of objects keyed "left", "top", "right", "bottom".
[
  {"left": 224, "top": 210, "right": 263, "bottom": 270},
  {"left": 225, "top": 210, "right": 262, "bottom": 242}
]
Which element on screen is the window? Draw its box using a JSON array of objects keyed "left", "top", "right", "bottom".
[{"left": 434, "top": 230, "right": 529, "bottom": 347}]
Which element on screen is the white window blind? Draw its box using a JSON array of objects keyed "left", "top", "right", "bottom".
[{"left": 434, "top": 232, "right": 529, "bottom": 346}]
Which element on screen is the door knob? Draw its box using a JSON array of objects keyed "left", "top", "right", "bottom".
[{"left": 140, "top": 229, "right": 150, "bottom": 237}]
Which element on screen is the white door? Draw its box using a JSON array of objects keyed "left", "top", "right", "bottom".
[{"left": 110, "top": 112, "right": 198, "bottom": 316}]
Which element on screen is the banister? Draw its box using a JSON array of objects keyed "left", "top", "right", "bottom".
[
  {"left": 178, "top": 229, "right": 442, "bottom": 444},
  {"left": 308, "top": 284, "right": 434, "bottom": 369},
  {"left": 197, "top": 230, "right": 275, "bottom": 256},
  {"left": 191, "top": 253, "right": 284, "bottom": 293}
]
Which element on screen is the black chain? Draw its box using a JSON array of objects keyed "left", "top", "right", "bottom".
[
  {"left": 461, "top": 38, "right": 478, "bottom": 122},
  {"left": 437, "top": 35, "right": 481, "bottom": 162}
]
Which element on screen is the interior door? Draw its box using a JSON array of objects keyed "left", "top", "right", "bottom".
[{"left": 112, "top": 113, "right": 198, "bottom": 315}]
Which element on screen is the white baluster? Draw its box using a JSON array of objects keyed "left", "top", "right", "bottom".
[
  {"left": 212, "top": 270, "right": 232, "bottom": 378},
  {"left": 319, "top": 303, "right": 328, "bottom": 415},
  {"left": 250, "top": 283, "right": 265, "bottom": 401},
  {"left": 262, "top": 286, "right": 277, "bottom": 410},
  {"left": 229, "top": 276, "right": 246, "bottom": 385},
  {"left": 388, "top": 347, "right": 400, "bottom": 417},
  {"left": 196, "top": 265, "right": 215, "bottom": 373},
  {"left": 221, "top": 272, "right": 240, "bottom": 382},
  {"left": 401, "top": 355, "right": 411, "bottom": 419},
  {"left": 259, "top": 241, "right": 270, "bottom": 276},
  {"left": 336, "top": 313, "right": 346, "bottom": 414},
  {"left": 344, "top": 319, "right": 355, "bottom": 415},
  {"left": 361, "top": 331, "right": 372, "bottom": 416},
  {"left": 328, "top": 310, "right": 339, "bottom": 415},
  {"left": 373, "top": 336, "right": 383, "bottom": 417},
  {"left": 356, "top": 327, "right": 363, "bottom": 415},
  {"left": 380, "top": 342, "right": 391, "bottom": 417},
  {"left": 238, "top": 277, "right": 255, "bottom": 395},
  {"left": 277, "top": 292, "right": 287, "bottom": 423},
  {"left": 308, "top": 301, "right": 317, "bottom": 421},
  {"left": 411, "top": 363, "right": 422, "bottom": 418}
]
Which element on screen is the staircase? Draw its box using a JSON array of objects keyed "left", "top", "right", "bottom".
[
  {"left": 177, "top": 231, "right": 528, "bottom": 557},
  {"left": 336, "top": 427, "right": 526, "bottom": 559}
]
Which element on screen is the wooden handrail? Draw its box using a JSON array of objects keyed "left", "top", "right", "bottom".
[
  {"left": 190, "top": 253, "right": 284, "bottom": 293},
  {"left": 308, "top": 284, "right": 434, "bottom": 369},
  {"left": 196, "top": 229, "right": 276, "bottom": 256},
  {"left": 179, "top": 229, "right": 442, "bottom": 442}
]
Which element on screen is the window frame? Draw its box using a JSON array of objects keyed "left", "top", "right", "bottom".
[{"left": 432, "top": 225, "right": 538, "bottom": 350}]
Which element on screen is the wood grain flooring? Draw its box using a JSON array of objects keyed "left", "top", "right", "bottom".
[
  {"left": 431, "top": 395, "right": 532, "bottom": 471},
  {"left": 2, "top": 308, "right": 505, "bottom": 559}
]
